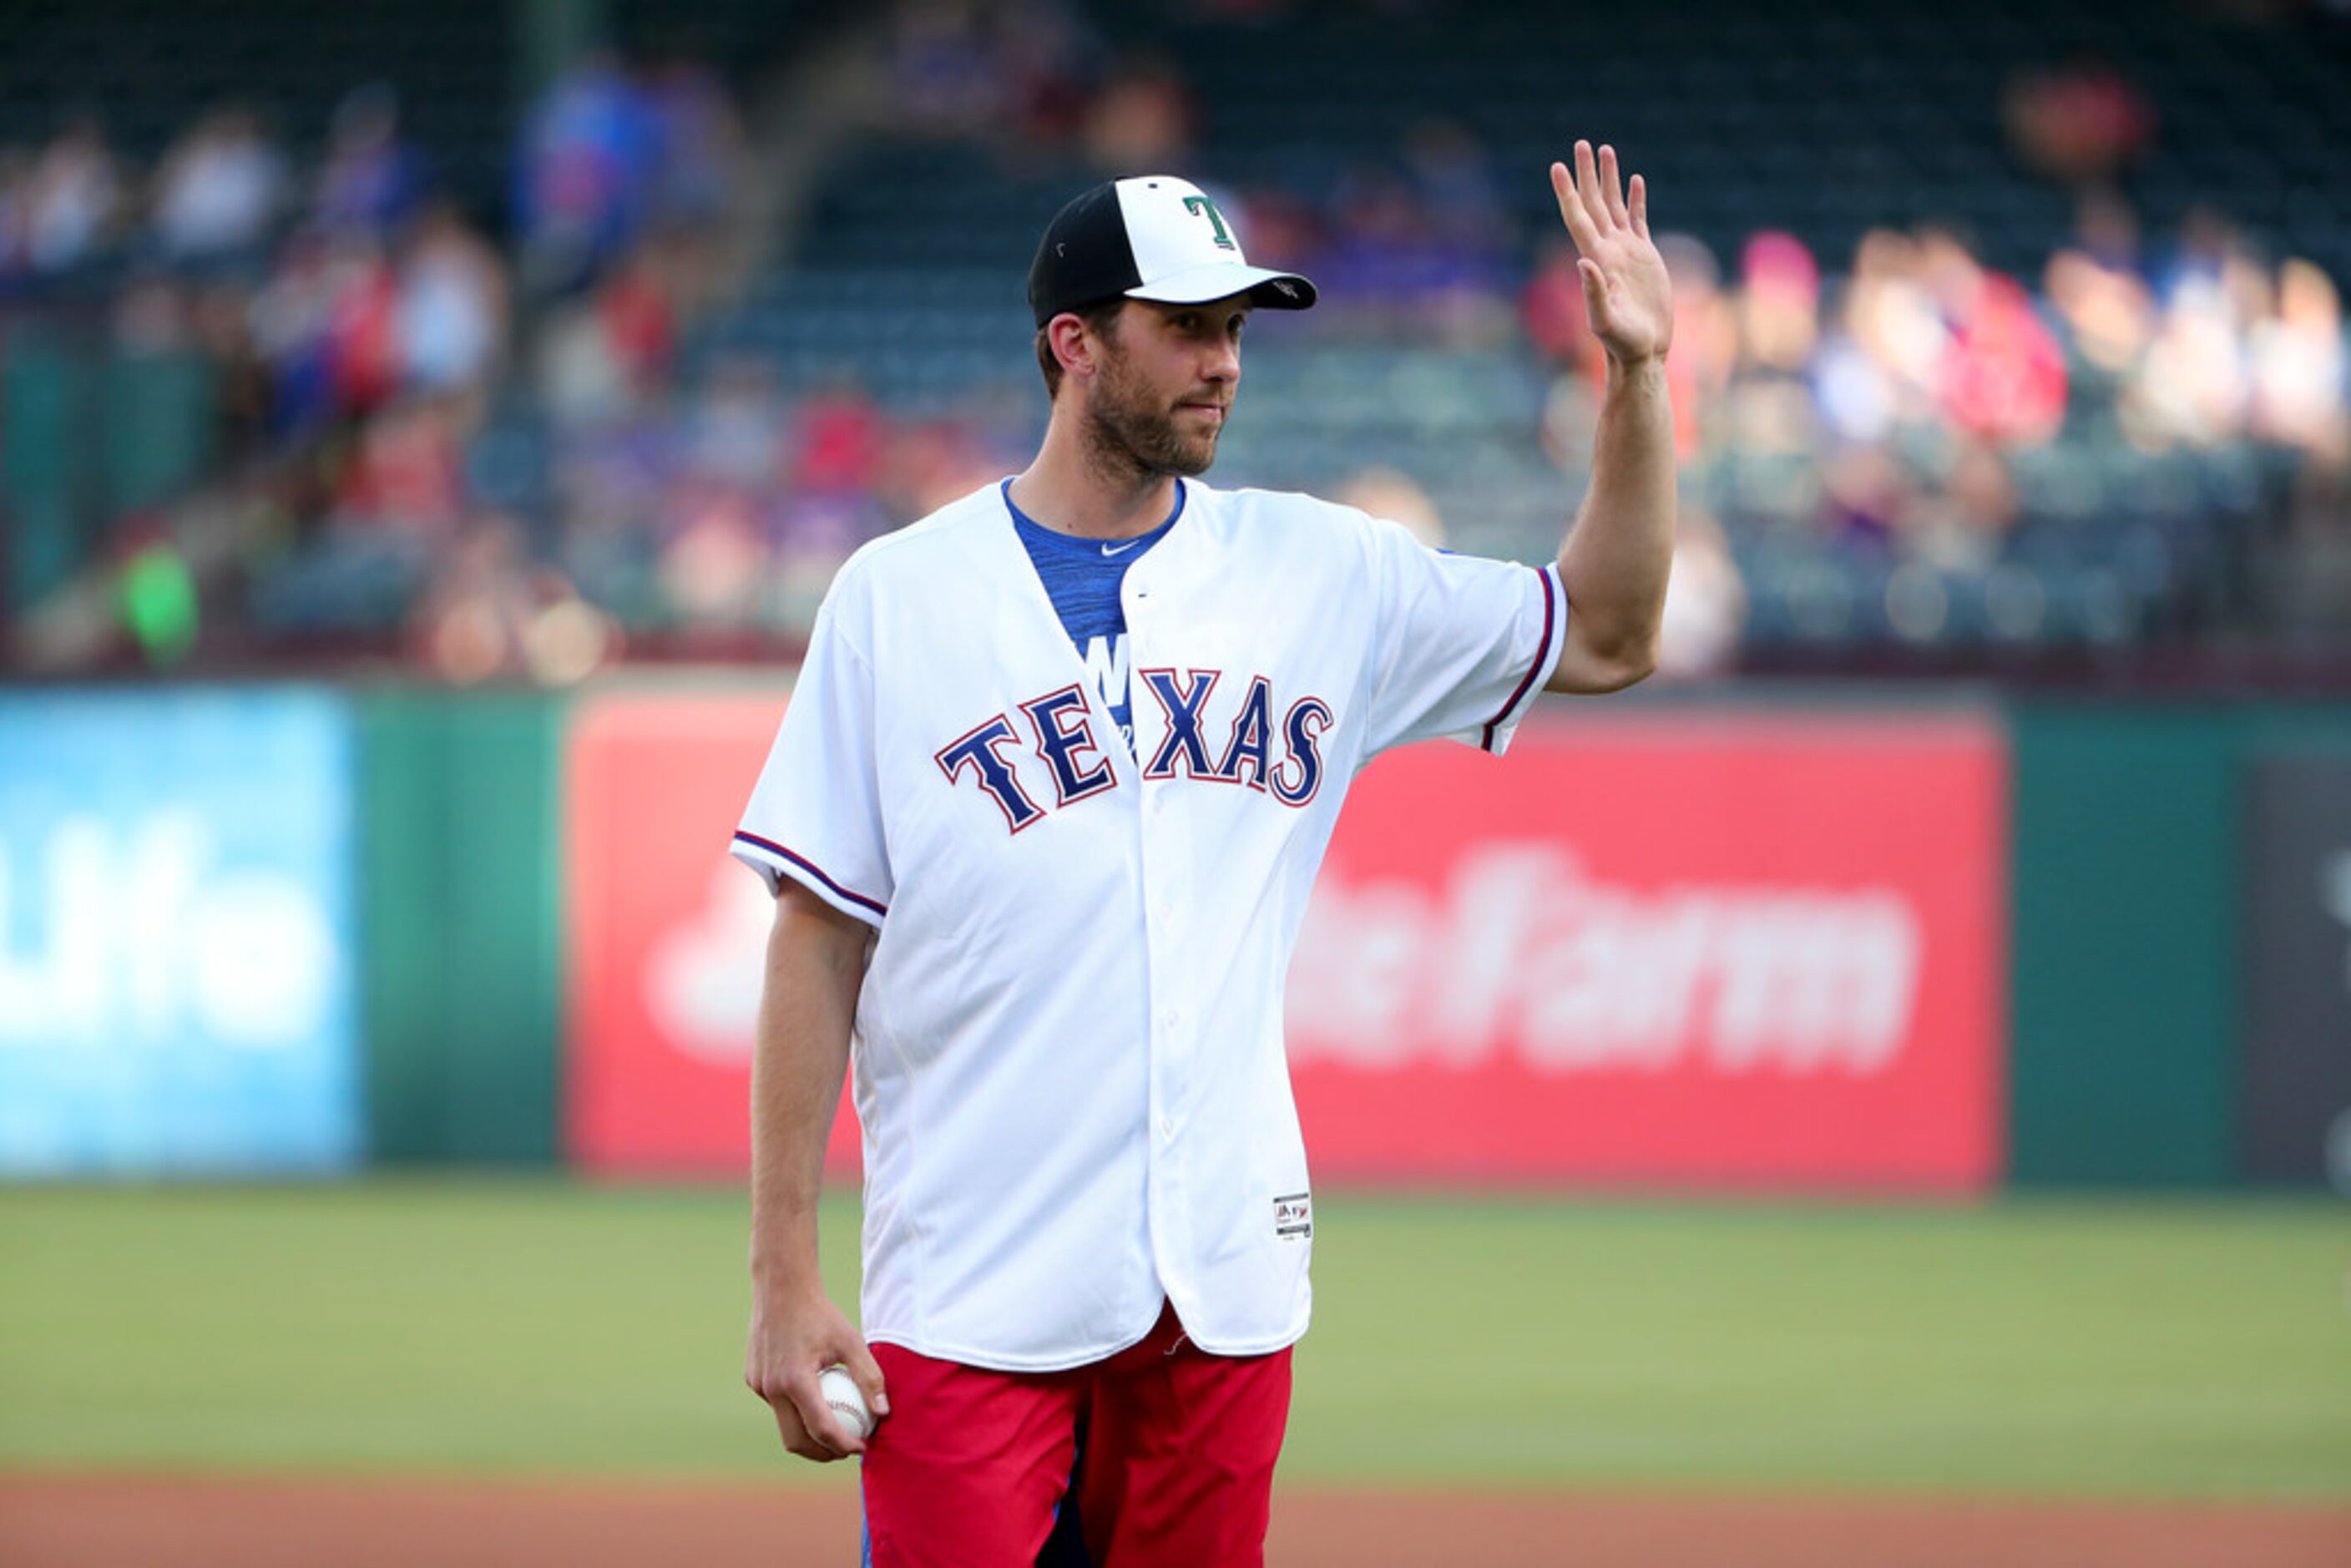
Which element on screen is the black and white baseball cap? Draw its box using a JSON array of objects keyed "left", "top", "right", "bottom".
[{"left": 1028, "top": 176, "right": 1317, "bottom": 328}]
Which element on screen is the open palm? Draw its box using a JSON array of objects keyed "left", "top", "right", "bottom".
[{"left": 1551, "top": 141, "right": 1672, "bottom": 367}]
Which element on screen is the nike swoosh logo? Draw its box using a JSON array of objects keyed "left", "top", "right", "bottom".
[{"left": 1102, "top": 539, "right": 1144, "bottom": 557}]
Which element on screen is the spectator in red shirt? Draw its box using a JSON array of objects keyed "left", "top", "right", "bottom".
[{"left": 1942, "top": 274, "right": 2068, "bottom": 446}]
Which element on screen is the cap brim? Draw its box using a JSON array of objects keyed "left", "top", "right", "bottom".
[{"left": 1126, "top": 261, "right": 1317, "bottom": 311}]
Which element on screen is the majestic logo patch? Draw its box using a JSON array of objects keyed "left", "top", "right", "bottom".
[{"left": 1272, "top": 1191, "right": 1312, "bottom": 1242}]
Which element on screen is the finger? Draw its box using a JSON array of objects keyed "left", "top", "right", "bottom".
[
  {"left": 1550, "top": 159, "right": 1599, "bottom": 253},
  {"left": 801, "top": 1388, "right": 867, "bottom": 1459},
  {"left": 1628, "top": 172, "right": 1649, "bottom": 240},
  {"left": 1599, "top": 144, "right": 1631, "bottom": 227},
  {"left": 785, "top": 1371, "right": 865, "bottom": 1459},
  {"left": 760, "top": 1380, "right": 838, "bottom": 1463},
  {"left": 1577, "top": 257, "right": 1609, "bottom": 315},
  {"left": 772, "top": 1398, "right": 840, "bottom": 1464},
  {"left": 1576, "top": 257, "right": 1615, "bottom": 338},
  {"left": 846, "top": 1341, "right": 891, "bottom": 1420},
  {"left": 1575, "top": 140, "right": 1611, "bottom": 233}
]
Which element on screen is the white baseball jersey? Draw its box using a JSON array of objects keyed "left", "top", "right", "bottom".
[{"left": 733, "top": 479, "right": 1566, "bottom": 1371}]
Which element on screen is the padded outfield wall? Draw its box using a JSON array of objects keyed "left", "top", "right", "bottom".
[
  {"left": 357, "top": 690, "right": 564, "bottom": 1165},
  {"left": 0, "top": 681, "right": 2340, "bottom": 1191}
]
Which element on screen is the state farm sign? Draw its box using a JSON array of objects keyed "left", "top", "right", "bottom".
[
  {"left": 1285, "top": 712, "right": 2006, "bottom": 1191},
  {"left": 568, "top": 692, "right": 2005, "bottom": 1193},
  {"left": 566, "top": 690, "right": 862, "bottom": 1177},
  {"left": 1291, "top": 842, "right": 1921, "bottom": 1076}
]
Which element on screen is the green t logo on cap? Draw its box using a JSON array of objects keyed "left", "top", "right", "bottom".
[{"left": 1183, "top": 195, "right": 1237, "bottom": 251}]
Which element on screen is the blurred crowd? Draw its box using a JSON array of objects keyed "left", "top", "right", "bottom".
[
  {"left": 5, "top": 2, "right": 2348, "bottom": 678},
  {"left": 498, "top": 3, "right": 2346, "bottom": 675},
  {"left": 1519, "top": 198, "right": 2347, "bottom": 541},
  {"left": 534, "top": 362, "right": 1031, "bottom": 653},
  {"left": 873, "top": 0, "right": 1197, "bottom": 172},
  {"left": 0, "top": 58, "right": 749, "bottom": 675}
]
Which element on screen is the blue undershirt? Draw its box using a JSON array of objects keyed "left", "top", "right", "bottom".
[{"left": 1004, "top": 478, "right": 1185, "bottom": 756}]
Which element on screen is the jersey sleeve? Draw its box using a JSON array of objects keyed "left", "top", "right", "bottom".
[
  {"left": 1360, "top": 521, "right": 1568, "bottom": 759},
  {"left": 731, "top": 593, "right": 892, "bottom": 928}
]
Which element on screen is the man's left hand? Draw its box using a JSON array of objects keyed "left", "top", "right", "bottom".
[{"left": 1550, "top": 141, "right": 1672, "bottom": 369}]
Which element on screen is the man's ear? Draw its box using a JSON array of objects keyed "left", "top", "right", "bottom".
[{"left": 1049, "top": 313, "right": 1100, "bottom": 384}]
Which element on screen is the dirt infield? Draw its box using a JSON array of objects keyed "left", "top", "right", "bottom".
[{"left": 3, "top": 1474, "right": 2348, "bottom": 1566}]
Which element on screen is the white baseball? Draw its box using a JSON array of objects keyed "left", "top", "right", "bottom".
[{"left": 817, "top": 1365, "right": 873, "bottom": 1443}]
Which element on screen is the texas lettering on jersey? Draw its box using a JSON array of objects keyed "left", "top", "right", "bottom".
[{"left": 936, "top": 666, "right": 1332, "bottom": 832}]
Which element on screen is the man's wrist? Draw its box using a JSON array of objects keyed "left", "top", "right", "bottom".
[
  {"left": 1604, "top": 349, "right": 1668, "bottom": 381},
  {"left": 749, "top": 1227, "right": 824, "bottom": 1290},
  {"left": 751, "top": 1258, "right": 827, "bottom": 1298}
]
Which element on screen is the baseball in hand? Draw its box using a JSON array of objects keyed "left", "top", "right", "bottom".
[{"left": 817, "top": 1365, "right": 873, "bottom": 1443}]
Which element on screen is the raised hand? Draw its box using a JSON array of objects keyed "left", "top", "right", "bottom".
[{"left": 1550, "top": 141, "right": 1672, "bottom": 368}]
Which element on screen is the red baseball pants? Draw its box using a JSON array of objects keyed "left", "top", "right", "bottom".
[{"left": 859, "top": 1301, "right": 1292, "bottom": 1567}]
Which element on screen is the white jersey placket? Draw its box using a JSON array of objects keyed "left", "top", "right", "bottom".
[{"left": 1118, "top": 549, "right": 1197, "bottom": 1317}]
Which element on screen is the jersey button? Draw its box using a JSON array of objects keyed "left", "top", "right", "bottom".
[{"left": 1160, "top": 1116, "right": 1175, "bottom": 1138}]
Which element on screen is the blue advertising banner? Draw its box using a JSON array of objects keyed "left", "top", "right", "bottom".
[{"left": 0, "top": 690, "right": 358, "bottom": 1175}]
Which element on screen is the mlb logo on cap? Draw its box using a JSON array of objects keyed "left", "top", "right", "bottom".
[{"left": 1029, "top": 176, "right": 1319, "bottom": 327}]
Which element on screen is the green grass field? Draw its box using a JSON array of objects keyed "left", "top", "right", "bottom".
[{"left": 0, "top": 1183, "right": 2343, "bottom": 1500}]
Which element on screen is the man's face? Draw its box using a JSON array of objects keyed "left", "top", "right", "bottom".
[{"left": 1083, "top": 296, "right": 1251, "bottom": 478}]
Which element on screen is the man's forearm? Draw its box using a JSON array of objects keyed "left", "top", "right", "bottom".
[
  {"left": 749, "top": 893, "right": 867, "bottom": 1289},
  {"left": 1556, "top": 356, "right": 1675, "bottom": 679}
]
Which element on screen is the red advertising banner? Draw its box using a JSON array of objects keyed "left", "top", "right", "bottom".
[
  {"left": 1287, "top": 711, "right": 2006, "bottom": 1191},
  {"left": 568, "top": 694, "right": 2005, "bottom": 1193},
  {"left": 566, "top": 689, "right": 861, "bottom": 1177}
]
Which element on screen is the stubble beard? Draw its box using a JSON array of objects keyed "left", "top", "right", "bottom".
[{"left": 1083, "top": 346, "right": 1221, "bottom": 483}]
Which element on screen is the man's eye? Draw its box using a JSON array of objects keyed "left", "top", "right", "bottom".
[{"left": 1174, "top": 312, "right": 1199, "bottom": 331}]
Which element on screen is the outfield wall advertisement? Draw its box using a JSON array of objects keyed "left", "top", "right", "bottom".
[
  {"left": 565, "top": 690, "right": 859, "bottom": 1177},
  {"left": 564, "top": 695, "right": 2006, "bottom": 1192},
  {"left": 0, "top": 690, "right": 359, "bottom": 1176},
  {"left": 1287, "top": 714, "right": 2007, "bottom": 1191}
]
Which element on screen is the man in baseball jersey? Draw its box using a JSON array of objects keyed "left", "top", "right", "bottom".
[{"left": 738, "top": 143, "right": 1674, "bottom": 1565}]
